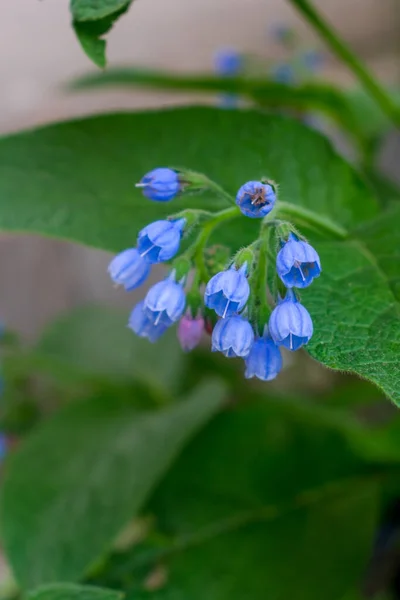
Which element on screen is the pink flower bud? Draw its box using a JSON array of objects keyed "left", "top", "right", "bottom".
[{"left": 177, "top": 314, "right": 205, "bottom": 352}]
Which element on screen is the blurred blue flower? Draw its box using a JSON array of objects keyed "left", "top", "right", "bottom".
[
  {"left": 276, "top": 233, "right": 321, "bottom": 288},
  {"left": 108, "top": 248, "right": 151, "bottom": 291},
  {"left": 212, "top": 315, "right": 254, "bottom": 358},
  {"left": 236, "top": 181, "right": 276, "bottom": 218},
  {"left": 302, "top": 50, "right": 324, "bottom": 72},
  {"left": 128, "top": 301, "right": 168, "bottom": 342},
  {"left": 214, "top": 48, "right": 242, "bottom": 76},
  {"left": 245, "top": 333, "right": 282, "bottom": 381},
  {"left": 205, "top": 264, "right": 250, "bottom": 318},
  {"left": 137, "top": 219, "right": 186, "bottom": 264},
  {"left": 270, "top": 63, "right": 295, "bottom": 84},
  {"left": 269, "top": 289, "right": 313, "bottom": 351},
  {"left": 137, "top": 168, "right": 180, "bottom": 202},
  {"left": 144, "top": 271, "right": 186, "bottom": 327}
]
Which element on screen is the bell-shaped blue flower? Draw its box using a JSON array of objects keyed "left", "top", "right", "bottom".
[
  {"left": 268, "top": 289, "right": 313, "bottom": 351},
  {"left": 245, "top": 333, "right": 282, "bottom": 381},
  {"left": 212, "top": 316, "right": 254, "bottom": 358},
  {"left": 276, "top": 233, "right": 321, "bottom": 288},
  {"left": 108, "top": 248, "right": 151, "bottom": 291},
  {"left": 128, "top": 301, "right": 168, "bottom": 343},
  {"left": 144, "top": 271, "right": 186, "bottom": 327},
  {"left": 235, "top": 181, "right": 276, "bottom": 218},
  {"left": 205, "top": 264, "right": 250, "bottom": 318},
  {"left": 137, "top": 219, "right": 185, "bottom": 264},
  {"left": 137, "top": 168, "right": 180, "bottom": 202}
]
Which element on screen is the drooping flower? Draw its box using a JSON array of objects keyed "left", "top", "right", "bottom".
[
  {"left": 137, "top": 219, "right": 186, "bottom": 264},
  {"left": 128, "top": 301, "right": 168, "bottom": 342},
  {"left": 177, "top": 313, "right": 204, "bottom": 352},
  {"left": 136, "top": 168, "right": 180, "bottom": 202},
  {"left": 235, "top": 181, "right": 276, "bottom": 218},
  {"left": 276, "top": 233, "right": 321, "bottom": 288},
  {"left": 108, "top": 248, "right": 151, "bottom": 291},
  {"left": 268, "top": 289, "right": 313, "bottom": 351},
  {"left": 144, "top": 271, "right": 186, "bottom": 327},
  {"left": 205, "top": 264, "right": 250, "bottom": 318},
  {"left": 245, "top": 333, "right": 282, "bottom": 381},
  {"left": 212, "top": 316, "right": 254, "bottom": 358}
]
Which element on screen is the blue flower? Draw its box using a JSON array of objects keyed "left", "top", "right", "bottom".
[
  {"left": 212, "top": 316, "right": 254, "bottom": 358},
  {"left": 108, "top": 248, "right": 151, "bottom": 291},
  {"left": 128, "top": 301, "right": 168, "bottom": 342},
  {"left": 214, "top": 48, "right": 242, "bottom": 76},
  {"left": 235, "top": 181, "right": 276, "bottom": 218},
  {"left": 276, "top": 233, "right": 321, "bottom": 288},
  {"left": 144, "top": 271, "right": 186, "bottom": 327},
  {"left": 137, "top": 219, "right": 186, "bottom": 264},
  {"left": 205, "top": 264, "right": 250, "bottom": 318},
  {"left": 268, "top": 289, "right": 313, "bottom": 351},
  {"left": 137, "top": 168, "right": 180, "bottom": 202},
  {"left": 245, "top": 334, "right": 282, "bottom": 381}
]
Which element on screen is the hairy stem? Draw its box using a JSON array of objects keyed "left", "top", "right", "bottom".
[
  {"left": 191, "top": 206, "right": 241, "bottom": 281},
  {"left": 274, "top": 201, "right": 348, "bottom": 239}
]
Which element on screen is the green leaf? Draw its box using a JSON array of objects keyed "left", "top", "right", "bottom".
[
  {"left": 355, "top": 204, "right": 400, "bottom": 300},
  {"left": 34, "top": 306, "right": 184, "bottom": 392},
  {"left": 70, "top": 2, "right": 132, "bottom": 67},
  {"left": 27, "top": 583, "right": 123, "bottom": 600},
  {"left": 2, "top": 107, "right": 400, "bottom": 403},
  {"left": 74, "top": 24, "right": 107, "bottom": 69},
  {"left": 0, "top": 108, "right": 377, "bottom": 250},
  {"left": 70, "top": 0, "right": 131, "bottom": 21},
  {"left": 95, "top": 402, "right": 380, "bottom": 600},
  {"left": 0, "top": 381, "right": 225, "bottom": 587},
  {"left": 303, "top": 238, "right": 400, "bottom": 405}
]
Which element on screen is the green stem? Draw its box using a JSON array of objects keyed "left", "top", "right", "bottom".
[
  {"left": 274, "top": 201, "right": 347, "bottom": 239},
  {"left": 287, "top": 0, "right": 400, "bottom": 127},
  {"left": 206, "top": 179, "right": 236, "bottom": 206},
  {"left": 191, "top": 206, "right": 241, "bottom": 281},
  {"left": 254, "top": 226, "right": 272, "bottom": 333}
]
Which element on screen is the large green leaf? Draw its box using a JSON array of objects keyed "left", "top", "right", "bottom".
[
  {"left": 92, "top": 402, "right": 380, "bottom": 600},
  {"left": 0, "top": 381, "right": 225, "bottom": 587},
  {"left": 0, "top": 108, "right": 399, "bottom": 402},
  {"left": 0, "top": 108, "right": 376, "bottom": 251},
  {"left": 27, "top": 584, "right": 123, "bottom": 600}
]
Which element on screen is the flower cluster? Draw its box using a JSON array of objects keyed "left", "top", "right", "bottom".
[{"left": 109, "top": 167, "right": 322, "bottom": 383}]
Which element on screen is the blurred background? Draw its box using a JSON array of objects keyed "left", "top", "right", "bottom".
[{"left": 0, "top": 0, "right": 399, "bottom": 343}]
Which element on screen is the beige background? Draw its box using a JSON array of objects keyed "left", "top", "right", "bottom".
[{"left": 0, "top": 0, "right": 399, "bottom": 339}]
